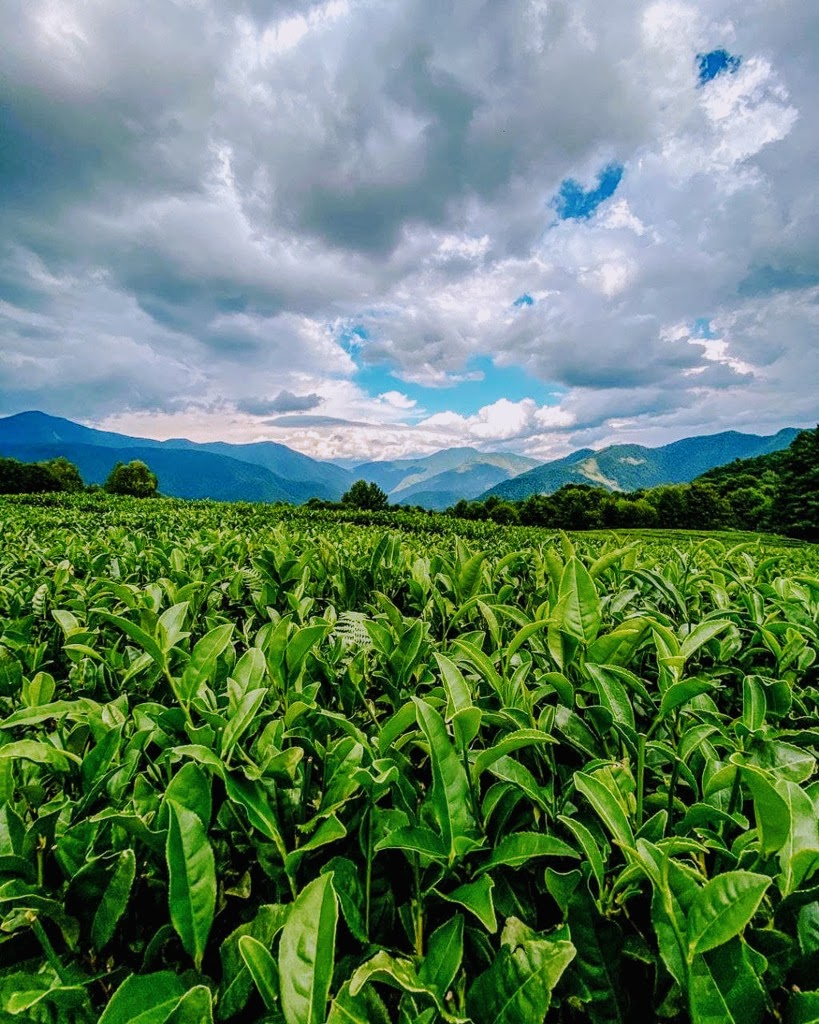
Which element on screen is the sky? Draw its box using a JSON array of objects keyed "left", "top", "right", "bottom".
[{"left": 1, "top": 0, "right": 818, "bottom": 462}]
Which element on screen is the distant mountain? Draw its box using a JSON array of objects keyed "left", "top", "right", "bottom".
[
  {"left": 354, "top": 447, "right": 541, "bottom": 508},
  {"left": 0, "top": 411, "right": 353, "bottom": 503},
  {"left": 480, "top": 429, "right": 801, "bottom": 501}
]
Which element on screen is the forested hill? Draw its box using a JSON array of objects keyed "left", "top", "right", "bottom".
[{"left": 480, "top": 428, "right": 800, "bottom": 501}]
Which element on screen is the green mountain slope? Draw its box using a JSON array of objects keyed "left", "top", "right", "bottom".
[
  {"left": 480, "top": 429, "right": 800, "bottom": 501},
  {"left": 0, "top": 411, "right": 353, "bottom": 502},
  {"left": 355, "top": 447, "right": 540, "bottom": 505}
]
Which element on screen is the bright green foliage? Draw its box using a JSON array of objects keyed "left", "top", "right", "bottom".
[
  {"left": 775, "top": 425, "right": 819, "bottom": 539},
  {"left": 0, "top": 493, "right": 818, "bottom": 1021},
  {"left": 104, "top": 459, "right": 159, "bottom": 497},
  {"left": 341, "top": 478, "right": 390, "bottom": 510}
]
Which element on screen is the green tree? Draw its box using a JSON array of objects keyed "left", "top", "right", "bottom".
[
  {"left": 104, "top": 460, "right": 159, "bottom": 498},
  {"left": 774, "top": 426, "right": 819, "bottom": 538},
  {"left": 487, "top": 500, "right": 519, "bottom": 525},
  {"left": 551, "top": 484, "right": 606, "bottom": 530},
  {"left": 0, "top": 457, "right": 61, "bottom": 494},
  {"left": 340, "top": 479, "right": 389, "bottom": 511},
  {"left": 39, "top": 457, "right": 84, "bottom": 492}
]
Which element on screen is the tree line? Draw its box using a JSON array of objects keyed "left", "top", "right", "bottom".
[
  {"left": 0, "top": 457, "right": 158, "bottom": 497},
  {"left": 444, "top": 426, "right": 819, "bottom": 539},
  {"left": 2, "top": 426, "right": 816, "bottom": 537}
]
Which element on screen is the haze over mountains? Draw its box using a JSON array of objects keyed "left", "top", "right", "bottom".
[{"left": 0, "top": 411, "right": 801, "bottom": 508}]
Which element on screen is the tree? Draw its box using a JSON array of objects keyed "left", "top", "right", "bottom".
[
  {"left": 104, "top": 460, "right": 159, "bottom": 497},
  {"left": 39, "top": 457, "right": 84, "bottom": 492},
  {"left": 487, "top": 500, "right": 519, "bottom": 525},
  {"left": 774, "top": 426, "right": 819, "bottom": 538},
  {"left": 341, "top": 479, "right": 389, "bottom": 511},
  {"left": 0, "top": 457, "right": 61, "bottom": 494}
]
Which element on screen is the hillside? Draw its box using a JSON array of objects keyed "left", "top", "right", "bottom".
[
  {"left": 480, "top": 428, "right": 800, "bottom": 501},
  {"left": 355, "top": 447, "right": 540, "bottom": 506},
  {"left": 0, "top": 411, "right": 352, "bottom": 503}
]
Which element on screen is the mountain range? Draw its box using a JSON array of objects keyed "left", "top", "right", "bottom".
[
  {"left": 0, "top": 411, "right": 802, "bottom": 507},
  {"left": 479, "top": 428, "right": 801, "bottom": 502}
]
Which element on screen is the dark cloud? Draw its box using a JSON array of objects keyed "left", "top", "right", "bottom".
[
  {"left": 264, "top": 414, "right": 372, "bottom": 427},
  {"left": 238, "top": 390, "right": 322, "bottom": 414}
]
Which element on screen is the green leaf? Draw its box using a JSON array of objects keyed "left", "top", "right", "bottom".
[
  {"left": 589, "top": 543, "right": 639, "bottom": 579},
  {"left": 451, "top": 638, "right": 504, "bottom": 701},
  {"left": 585, "top": 664, "right": 635, "bottom": 729},
  {"left": 239, "top": 935, "right": 280, "bottom": 1012},
  {"left": 659, "top": 678, "right": 715, "bottom": 718},
  {"left": 556, "top": 558, "right": 601, "bottom": 645},
  {"left": 166, "top": 800, "right": 216, "bottom": 970},
  {"left": 487, "top": 755, "right": 550, "bottom": 814},
  {"left": 741, "top": 676, "right": 767, "bottom": 733},
  {"left": 375, "top": 825, "right": 447, "bottom": 862},
  {"left": 286, "top": 624, "right": 330, "bottom": 677},
  {"left": 99, "top": 972, "right": 188, "bottom": 1024},
  {"left": 434, "top": 652, "right": 473, "bottom": 717},
  {"left": 413, "top": 698, "right": 478, "bottom": 861},
  {"left": 797, "top": 903, "right": 819, "bottom": 957},
  {"left": 688, "top": 939, "right": 766, "bottom": 1024},
  {"left": 558, "top": 815, "right": 606, "bottom": 894},
  {"left": 574, "top": 770, "right": 634, "bottom": 850},
  {"left": 788, "top": 990, "right": 819, "bottom": 1024},
  {"left": 478, "top": 832, "right": 579, "bottom": 871},
  {"left": 453, "top": 706, "right": 483, "bottom": 750},
  {"left": 321, "top": 857, "right": 368, "bottom": 944},
  {"left": 686, "top": 872, "right": 771, "bottom": 956},
  {"left": 348, "top": 951, "right": 444, "bottom": 1007},
  {"left": 777, "top": 780, "right": 819, "bottom": 896},
  {"left": 221, "top": 687, "right": 267, "bottom": 760},
  {"left": 224, "top": 772, "right": 287, "bottom": 862},
  {"left": 279, "top": 873, "right": 338, "bottom": 1024},
  {"left": 180, "top": 623, "right": 234, "bottom": 703},
  {"left": 231, "top": 646, "right": 267, "bottom": 692},
  {"left": 0, "top": 740, "right": 79, "bottom": 770},
  {"left": 564, "top": 884, "right": 629, "bottom": 1024},
  {"left": 161, "top": 761, "right": 212, "bottom": 830},
  {"left": 419, "top": 915, "right": 464, "bottom": 1000},
  {"left": 741, "top": 765, "right": 792, "bottom": 857},
  {"left": 326, "top": 981, "right": 391, "bottom": 1024},
  {"left": 467, "top": 925, "right": 575, "bottom": 1024},
  {"left": 435, "top": 875, "right": 497, "bottom": 932},
  {"left": 157, "top": 602, "right": 190, "bottom": 653},
  {"left": 587, "top": 617, "right": 652, "bottom": 667},
  {"left": 218, "top": 904, "right": 289, "bottom": 1021},
  {"left": 456, "top": 551, "right": 486, "bottom": 602},
  {"left": 87, "top": 849, "right": 136, "bottom": 951},
  {"left": 166, "top": 986, "right": 214, "bottom": 1024},
  {"left": 471, "top": 730, "right": 554, "bottom": 780},
  {"left": 100, "top": 612, "right": 165, "bottom": 668},
  {"left": 505, "top": 619, "right": 550, "bottom": 666},
  {"left": 285, "top": 813, "right": 347, "bottom": 873},
  {"left": 680, "top": 619, "right": 732, "bottom": 661}
]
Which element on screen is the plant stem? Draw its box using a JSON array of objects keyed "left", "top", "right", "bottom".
[
  {"left": 636, "top": 733, "right": 647, "bottom": 828},
  {"left": 412, "top": 854, "right": 423, "bottom": 958},
  {"left": 364, "top": 807, "right": 373, "bottom": 941}
]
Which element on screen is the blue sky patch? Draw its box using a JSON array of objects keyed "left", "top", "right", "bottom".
[
  {"left": 697, "top": 49, "right": 741, "bottom": 85},
  {"left": 513, "top": 293, "right": 534, "bottom": 307},
  {"left": 355, "top": 355, "right": 565, "bottom": 417},
  {"left": 692, "top": 317, "right": 718, "bottom": 339},
  {"left": 553, "top": 162, "right": 624, "bottom": 220}
]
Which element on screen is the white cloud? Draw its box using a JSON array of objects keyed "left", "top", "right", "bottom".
[{"left": 0, "top": 0, "right": 817, "bottom": 460}]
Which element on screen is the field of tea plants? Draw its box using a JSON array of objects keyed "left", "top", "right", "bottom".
[{"left": 1, "top": 494, "right": 819, "bottom": 1023}]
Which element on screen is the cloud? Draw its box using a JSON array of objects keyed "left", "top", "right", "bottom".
[
  {"left": 0, "top": 0, "right": 817, "bottom": 460},
  {"left": 237, "top": 390, "right": 323, "bottom": 414}
]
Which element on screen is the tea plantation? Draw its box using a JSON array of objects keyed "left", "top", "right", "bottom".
[{"left": 1, "top": 493, "right": 818, "bottom": 1023}]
